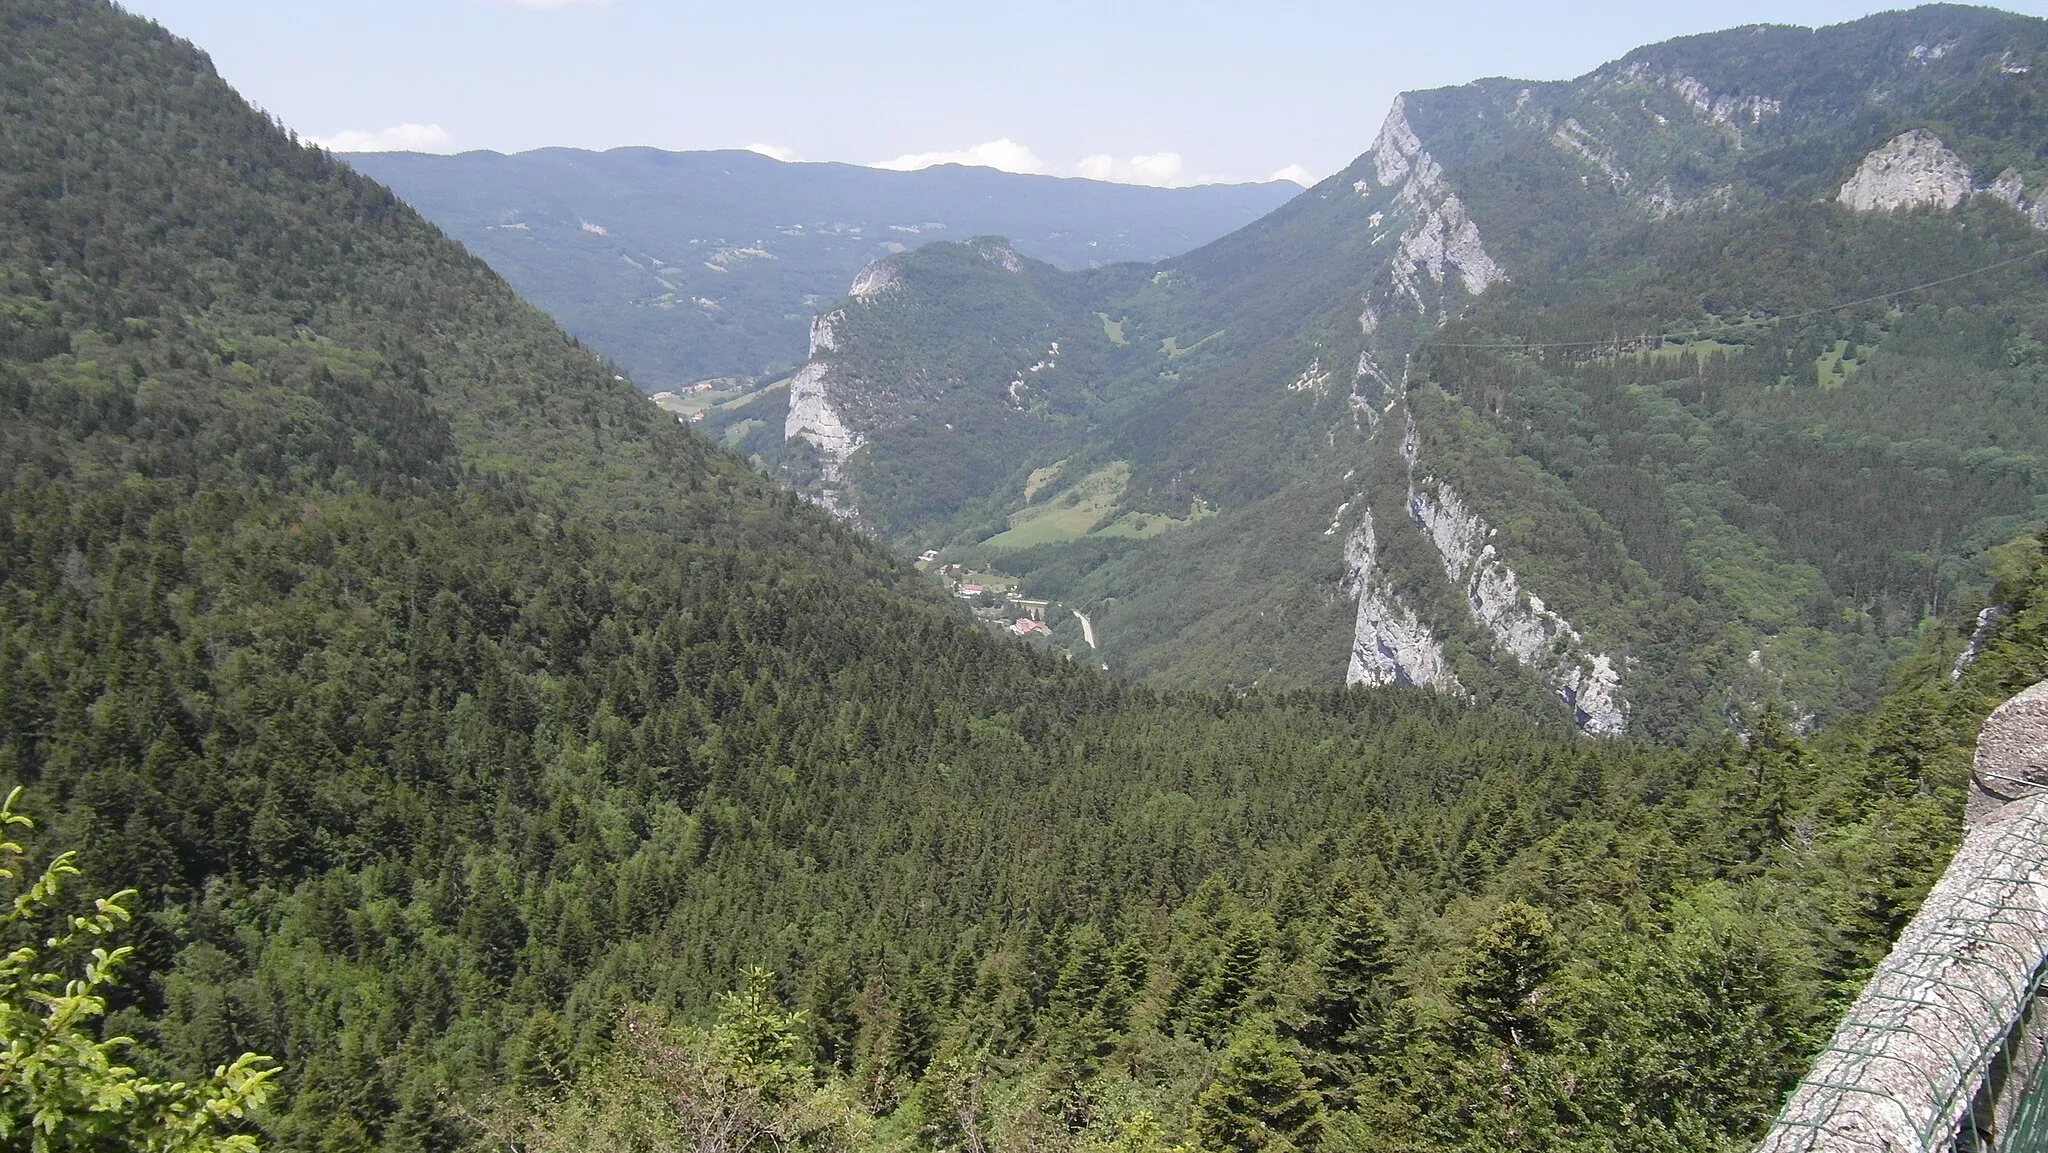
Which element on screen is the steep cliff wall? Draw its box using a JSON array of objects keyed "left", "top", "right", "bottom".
[
  {"left": 1342, "top": 510, "right": 1460, "bottom": 692},
  {"left": 1340, "top": 407, "right": 1627, "bottom": 733},
  {"left": 1355, "top": 97, "right": 1506, "bottom": 313},
  {"left": 784, "top": 309, "right": 864, "bottom": 518}
]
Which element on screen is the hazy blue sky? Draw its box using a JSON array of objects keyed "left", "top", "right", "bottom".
[{"left": 121, "top": 0, "right": 2048, "bottom": 186}]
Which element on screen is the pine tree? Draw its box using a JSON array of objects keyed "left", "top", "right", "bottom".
[{"left": 1193, "top": 921, "right": 1268, "bottom": 1042}]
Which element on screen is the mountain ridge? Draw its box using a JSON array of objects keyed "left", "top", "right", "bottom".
[
  {"left": 347, "top": 146, "right": 1299, "bottom": 390},
  {"left": 775, "top": 4, "right": 2048, "bottom": 738}
]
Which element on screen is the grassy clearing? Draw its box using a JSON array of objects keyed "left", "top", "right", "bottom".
[
  {"left": 1097, "top": 313, "right": 1127, "bottom": 346},
  {"left": 651, "top": 389, "right": 739, "bottom": 417},
  {"left": 1024, "top": 461, "right": 1067, "bottom": 500},
  {"left": 714, "top": 378, "right": 788, "bottom": 411},
  {"left": 1814, "top": 339, "right": 1864, "bottom": 389},
  {"left": 651, "top": 377, "right": 786, "bottom": 419},
  {"left": 1094, "top": 499, "right": 1217, "bottom": 539},
  {"left": 1637, "top": 338, "right": 1749, "bottom": 361},
  {"left": 1160, "top": 329, "right": 1225, "bottom": 359},
  {"left": 979, "top": 464, "right": 1215, "bottom": 550},
  {"left": 980, "top": 462, "right": 1130, "bottom": 550}
]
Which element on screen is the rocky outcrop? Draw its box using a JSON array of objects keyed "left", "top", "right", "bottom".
[
  {"left": 1552, "top": 118, "right": 1628, "bottom": 187},
  {"left": 1405, "top": 478, "right": 1625, "bottom": 733},
  {"left": 1839, "top": 129, "right": 1973, "bottom": 212},
  {"left": 1289, "top": 357, "right": 1332, "bottom": 396},
  {"left": 848, "top": 258, "right": 900, "bottom": 299},
  {"left": 784, "top": 310, "right": 863, "bottom": 518},
  {"left": 1342, "top": 511, "right": 1459, "bottom": 692},
  {"left": 1358, "top": 98, "right": 1505, "bottom": 306},
  {"left": 1605, "top": 63, "right": 1783, "bottom": 124},
  {"left": 964, "top": 237, "right": 1023, "bottom": 272},
  {"left": 1953, "top": 605, "right": 2011, "bottom": 682},
  {"left": 1967, "top": 680, "right": 2048, "bottom": 824},
  {"left": 1385, "top": 410, "right": 1623, "bottom": 733},
  {"left": 1988, "top": 168, "right": 2048, "bottom": 230}
]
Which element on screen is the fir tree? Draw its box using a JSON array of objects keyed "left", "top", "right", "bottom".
[{"left": 1190, "top": 1030, "right": 1327, "bottom": 1153}]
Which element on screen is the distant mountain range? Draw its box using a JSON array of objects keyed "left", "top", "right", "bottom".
[
  {"left": 348, "top": 148, "right": 1299, "bottom": 389},
  {"left": 768, "top": 4, "right": 2048, "bottom": 740}
]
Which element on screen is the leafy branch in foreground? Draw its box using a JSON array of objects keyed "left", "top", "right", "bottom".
[{"left": 0, "top": 787, "right": 278, "bottom": 1153}]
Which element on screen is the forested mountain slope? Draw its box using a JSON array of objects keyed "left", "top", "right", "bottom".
[
  {"left": 349, "top": 148, "right": 1297, "bottom": 390},
  {"left": 781, "top": 4, "right": 2048, "bottom": 740},
  {"left": 0, "top": 3, "right": 2035, "bottom": 1152}
]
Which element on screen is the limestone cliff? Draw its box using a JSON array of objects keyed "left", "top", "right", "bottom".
[
  {"left": 784, "top": 309, "right": 863, "bottom": 518},
  {"left": 1356, "top": 97, "right": 1506, "bottom": 311},
  {"left": 847, "top": 257, "right": 901, "bottom": 300},
  {"left": 1405, "top": 478, "right": 1626, "bottom": 734},
  {"left": 1989, "top": 167, "right": 2048, "bottom": 230},
  {"left": 1342, "top": 510, "right": 1459, "bottom": 692},
  {"left": 1356, "top": 410, "right": 1627, "bottom": 734},
  {"left": 1838, "top": 129, "right": 1973, "bottom": 212}
]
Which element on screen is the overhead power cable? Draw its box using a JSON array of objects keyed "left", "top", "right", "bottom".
[{"left": 1427, "top": 245, "right": 2048, "bottom": 352}]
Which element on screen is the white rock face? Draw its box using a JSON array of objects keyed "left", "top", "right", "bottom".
[
  {"left": 1552, "top": 118, "right": 1628, "bottom": 187},
  {"left": 1839, "top": 130, "right": 1973, "bottom": 213},
  {"left": 1988, "top": 168, "right": 2048, "bottom": 230},
  {"left": 1613, "top": 66, "right": 1782, "bottom": 128},
  {"left": 1289, "top": 357, "right": 1332, "bottom": 395},
  {"left": 1389, "top": 411, "right": 1625, "bottom": 735},
  {"left": 1406, "top": 478, "right": 1626, "bottom": 733},
  {"left": 1342, "top": 511, "right": 1459, "bottom": 692},
  {"left": 966, "top": 238, "right": 1023, "bottom": 272},
  {"left": 784, "top": 310, "right": 863, "bottom": 518},
  {"left": 1361, "top": 98, "right": 1505, "bottom": 304},
  {"left": 848, "top": 258, "right": 900, "bottom": 299},
  {"left": 1367, "top": 97, "right": 1426, "bottom": 189},
  {"left": 1390, "top": 192, "right": 1503, "bottom": 303}
]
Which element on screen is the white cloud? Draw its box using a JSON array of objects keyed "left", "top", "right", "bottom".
[
  {"left": 1268, "top": 163, "right": 1317, "bottom": 187},
  {"left": 746, "top": 143, "right": 801, "bottom": 163},
  {"left": 1072, "top": 151, "right": 1213, "bottom": 188},
  {"left": 1125, "top": 152, "right": 1187, "bottom": 186},
  {"left": 871, "top": 139, "right": 1048, "bottom": 176},
  {"left": 310, "top": 123, "right": 455, "bottom": 153}
]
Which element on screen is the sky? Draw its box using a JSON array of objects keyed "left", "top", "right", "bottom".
[{"left": 121, "top": 0, "right": 2048, "bottom": 188}]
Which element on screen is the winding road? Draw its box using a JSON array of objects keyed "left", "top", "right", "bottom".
[{"left": 1071, "top": 609, "right": 1097, "bottom": 650}]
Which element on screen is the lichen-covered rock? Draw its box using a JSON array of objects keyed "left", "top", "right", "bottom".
[
  {"left": 1838, "top": 129, "right": 1972, "bottom": 213},
  {"left": 1759, "top": 682, "right": 2048, "bottom": 1153},
  {"left": 1969, "top": 679, "right": 2048, "bottom": 824}
]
